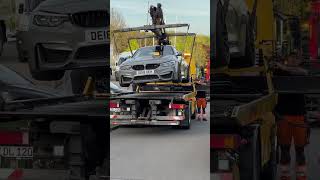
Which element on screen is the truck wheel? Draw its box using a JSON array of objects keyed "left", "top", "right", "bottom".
[
  {"left": 191, "top": 111, "right": 196, "bottom": 119},
  {"left": 239, "top": 125, "right": 261, "bottom": 180},
  {"left": 261, "top": 128, "right": 277, "bottom": 180},
  {"left": 179, "top": 103, "right": 191, "bottom": 129},
  {"left": 119, "top": 76, "right": 130, "bottom": 87}
]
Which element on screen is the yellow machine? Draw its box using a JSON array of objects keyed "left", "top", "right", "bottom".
[{"left": 183, "top": 53, "right": 197, "bottom": 80}]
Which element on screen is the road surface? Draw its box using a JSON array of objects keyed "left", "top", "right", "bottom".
[{"left": 110, "top": 103, "right": 210, "bottom": 180}]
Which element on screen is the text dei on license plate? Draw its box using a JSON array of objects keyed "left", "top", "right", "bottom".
[
  {"left": 136, "top": 70, "right": 154, "bottom": 75},
  {"left": 0, "top": 146, "right": 33, "bottom": 158},
  {"left": 86, "top": 30, "right": 109, "bottom": 42}
]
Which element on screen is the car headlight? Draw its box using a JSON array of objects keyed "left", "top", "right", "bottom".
[
  {"left": 161, "top": 61, "right": 176, "bottom": 67},
  {"left": 33, "top": 14, "right": 69, "bottom": 27},
  {"left": 120, "top": 65, "right": 131, "bottom": 70}
]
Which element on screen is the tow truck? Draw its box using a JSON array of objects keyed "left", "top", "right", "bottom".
[{"left": 110, "top": 18, "right": 200, "bottom": 129}]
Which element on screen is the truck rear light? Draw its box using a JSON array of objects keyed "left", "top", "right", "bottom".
[
  {"left": 211, "top": 134, "right": 240, "bottom": 149},
  {"left": 0, "top": 132, "right": 29, "bottom": 145},
  {"left": 169, "top": 103, "right": 185, "bottom": 109},
  {"left": 110, "top": 102, "right": 119, "bottom": 108}
]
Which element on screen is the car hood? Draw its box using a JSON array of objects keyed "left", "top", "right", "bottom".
[
  {"left": 122, "top": 55, "right": 176, "bottom": 66},
  {"left": 35, "top": 0, "right": 108, "bottom": 14}
]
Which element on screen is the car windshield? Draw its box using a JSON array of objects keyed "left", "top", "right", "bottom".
[
  {"left": 133, "top": 46, "right": 174, "bottom": 58},
  {"left": 118, "top": 58, "right": 127, "bottom": 65},
  {"left": 0, "top": 65, "right": 33, "bottom": 86}
]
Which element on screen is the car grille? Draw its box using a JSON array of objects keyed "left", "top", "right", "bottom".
[
  {"left": 132, "top": 65, "right": 144, "bottom": 70},
  {"left": 146, "top": 64, "right": 160, "bottom": 69},
  {"left": 72, "top": 11, "right": 108, "bottom": 27},
  {"left": 75, "top": 44, "right": 109, "bottom": 59},
  {"left": 134, "top": 75, "right": 158, "bottom": 81}
]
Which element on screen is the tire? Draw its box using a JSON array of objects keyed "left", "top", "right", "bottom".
[
  {"left": 239, "top": 125, "right": 261, "bottom": 180},
  {"left": 179, "top": 103, "right": 191, "bottom": 129},
  {"left": 119, "top": 76, "right": 130, "bottom": 87},
  {"left": 191, "top": 110, "right": 196, "bottom": 120},
  {"left": 261, "top": 127, "right": 277, "bottom": 180}
]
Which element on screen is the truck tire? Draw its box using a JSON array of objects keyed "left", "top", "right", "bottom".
[
  {"left": 239, "top": 125, "right": 261, "bottom": 180},
  {"left": 179, "top": 103, "right": 191, "bottom": 129},
  {"left": 261, "top": 127, "right": 277, "bottom": 180}
]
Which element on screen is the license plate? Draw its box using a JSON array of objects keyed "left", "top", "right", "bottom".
[
  {"left": 110, "top": 108, "right": 121, "bottom": 112},
  {"left": 136, "top": 70, "right": 154, "bottom": 75},
  {"left": 0, "top": 146, "right": 33, "bottom": 158},
  {"left": 85, "top": 29, "right": 109, "bottom": 42}
]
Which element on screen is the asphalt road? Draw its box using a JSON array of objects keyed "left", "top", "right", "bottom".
[{"left": 110, "top": 103, "right": 210, "bottom": 180}]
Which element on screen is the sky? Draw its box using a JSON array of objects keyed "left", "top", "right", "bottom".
[{"left": 111, "top": 0, "right": 210, "bottom": 36}]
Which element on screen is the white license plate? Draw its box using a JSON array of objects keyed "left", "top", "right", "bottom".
[
  {"left": 110, "top": 108, "right": 121, "bottom": 112},
  {"left": 0, "top": 146, "right": 33, "bottom": 158},
  {"left": 85, "top": 29, "right": 109, "bottom": 42},
  {"left": 136, "top": 70, "right": 154, "bottom": 75}
]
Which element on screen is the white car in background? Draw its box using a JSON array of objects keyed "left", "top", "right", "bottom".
[{"left": 114, "top": 51, "right": 134, "bottom": 81}]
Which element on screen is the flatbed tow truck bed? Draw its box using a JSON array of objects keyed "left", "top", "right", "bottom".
[{"left": 110, "top": 83, "right": 196, "bottom": 128}]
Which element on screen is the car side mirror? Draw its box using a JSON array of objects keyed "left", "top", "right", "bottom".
[
  {"left": 176, "top": 52, "right": 182, "bottom": 56},
  {"left": 18, "top": 4, "right": 24, "bottom": 14}
]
